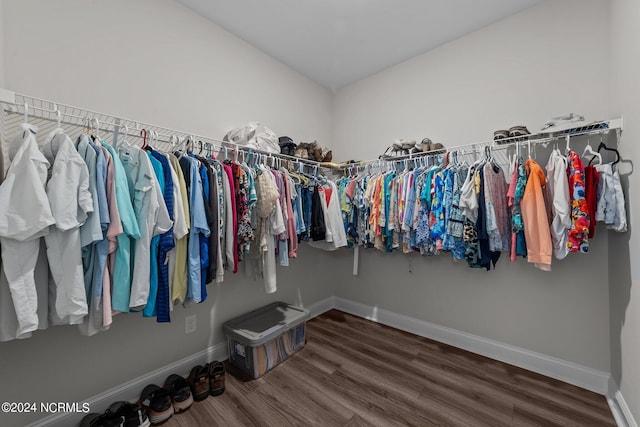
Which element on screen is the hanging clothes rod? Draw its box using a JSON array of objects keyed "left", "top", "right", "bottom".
[
  {"left": 335, "top": 116, "right": 624, "bottom": 171},
  {"left": 0, "top": 91, "right": 327, "bottom": 170},
  {"left": 0, "top": 89, "right": 624, "bottom": 172}
]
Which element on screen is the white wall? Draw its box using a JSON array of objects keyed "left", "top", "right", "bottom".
[
  {"left": 332, "top": 0, "right": 610, "bottom": 162},
  {"left": 609, "top": 0, "right": 640, "bottom": 422},
  {"left": 0, "top": 1, "right": 333, "bottom": 426},
  {"left": 331, "top": 0, "right": 612, "bottom": 371},
  {"left": 3, "top": 0, "right": 331, "bottom": 146},
  {"left": 0, "top": 0, "right": 4, "bottom": 87},
  {"left": 1, "top": 0, "right": 634, "bottom": 425}
]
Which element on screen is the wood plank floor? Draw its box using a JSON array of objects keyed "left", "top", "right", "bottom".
[{"left": 163, "top": 310, "right": 615, "bottom": 426}]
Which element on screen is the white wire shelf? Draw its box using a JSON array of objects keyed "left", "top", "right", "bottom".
[{"left": 0, "top": 88, "right": 624, "bottom": 175}]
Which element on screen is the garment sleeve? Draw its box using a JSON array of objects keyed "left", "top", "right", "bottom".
[
  {"left": 77, "top": 157, "right": 94, "bottom": 221},
  {"left": 609, "top": 168, "right": 628, "bottom": 232},
  {"left": 271, "top": 199, "right": 286, "bottom": 236},
  {"left": 168, "top": 162, "right": 188, "bottom": 239},
  {"left": 152, "top": 180, "right": 173, "bottom": 236},
  {"left": 49, "top": 156, "right": 89, "bottom": 231}
]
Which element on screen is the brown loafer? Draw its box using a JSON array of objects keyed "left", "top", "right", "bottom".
[
  {"left": 187, "top": 364, "right": 210, "bottom": 402},
  {"left": 209, "top": 361, "right": 226, "bottom": 396}
]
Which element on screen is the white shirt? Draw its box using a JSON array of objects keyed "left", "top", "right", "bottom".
[
  {"left": 308, "top": 181, "right": 348, "bottom": 251},
  {"left": 119, "top": 146, "right": 172, "bottom": 310},
  {"left": 545, "top": 149, "right": 571, "bottom": 260},
  {"left": 0, "top": 124, "right": 55, "bottom": 240},
  {"left": 42, "top": 129, "right": 94, "bottom": 325},
  {"left": 0, "top": 124, "right": 55, "bottom": 338},
  {"left": 264, "top": 168, "right": 286, "bottom": 293},
  {"left": 459, "top": 167, "right": 479, "bottom": 224},
  {"left": 595, "top": 163, "right": 627, "bottom": 232}
]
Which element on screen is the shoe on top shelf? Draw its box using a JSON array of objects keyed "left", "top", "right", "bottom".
[{"left": 494, "top": 126, "right": 531, "bottom": 144}]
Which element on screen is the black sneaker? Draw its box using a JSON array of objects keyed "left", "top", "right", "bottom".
[
  {"left": 164, "top": 374, "right": 194, "bottom": 413},
  {"left": 108, "top": 401, "right": 150, "bottom": 427},
  {"left": 139, "top": 384, "right": 173, "bottom": 425},
  {"left": 80, "top": 412, "right": 125, "bottom": 427}
]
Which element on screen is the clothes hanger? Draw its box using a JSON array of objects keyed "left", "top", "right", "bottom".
[
  {"left": 181, "top": 135, "right": 192, "bottom": 154},
  {"left": 91, "top": 117, "right": 101, "bottom": 141},
  {"left": 169, "top": 134, "right": 179, "bottom": 153},
  {"left": 204, "top": 142, "right": 213, "bottom": 158},
  {"left": 139, "top": 128, "right": 148, "bottom": 149},
  {"left": 484, "top": 145, "right": 492, "bottom": 164},
  {"left": 118, "top": 124, "right": 130, "bottom": 149},
  {"left": 18, "top": 103, "right": 41, "bottom": 138},
  {"left": 582, "top": 137, "right": 602, "bottom": 165},
  {"left": 178, "top": 136, "right": 187, "bottom": 154},
  {"left": 144, "top": 130, "right": 158, "bottom": 151},
  {"left": 593, "top": 134, "right": 621, "bottom": 166},
  {"left": 56, "top": 109, "right": 62, "bottom": 130}
]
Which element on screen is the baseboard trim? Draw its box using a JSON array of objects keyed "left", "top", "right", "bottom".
[
  {"left": 28, "top": 341, "right": 228, "bottom": 427},
  {"left": 333, "top": 296, "right": 611, "bottom": 396},
  {"left": 607, "top": 378, "right": 638, "bottom": 427},
  {"left": 31, "top": 295, "right": 630, "bottom": 427},
  {"left": 306, "top": 295, "right": 335, "bottom": 318}
]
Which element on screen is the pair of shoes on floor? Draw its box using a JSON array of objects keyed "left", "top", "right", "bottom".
[
  {"left": 80, "top": 402, "right": 149, "bottom": 427},
  {"left": 494, "top": 125, "right": 530, "bottom": 144},
  {"left": 188, "top": 360, "right": 226, "bottom": 401},
  {"left": 139, "top": 375, "right": 193, "bottom": 425}
]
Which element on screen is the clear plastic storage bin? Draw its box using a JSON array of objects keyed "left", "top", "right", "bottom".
[{"left": 223, "top": 302, "right": 309, "bottom": 379}]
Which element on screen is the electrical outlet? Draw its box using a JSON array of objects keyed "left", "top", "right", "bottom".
[{"left": 185, "top": 315, "right": 197, "bottom": 334}]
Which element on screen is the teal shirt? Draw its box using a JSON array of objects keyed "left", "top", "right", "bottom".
[{"left": 101, "top": 142, "right": 141, "bottom": 313}]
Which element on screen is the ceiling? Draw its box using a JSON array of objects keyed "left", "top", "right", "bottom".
[{"left": 177, "top": 0, "right": 543, "bottom": 90}]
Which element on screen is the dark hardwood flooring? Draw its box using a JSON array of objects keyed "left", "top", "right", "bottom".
[{"left": 163, "top": 310, "right": 615, "bottom": 426}]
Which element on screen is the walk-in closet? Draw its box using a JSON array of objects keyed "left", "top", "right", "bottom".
[{"left": 0, "top": 0, "right": 638, "bottom": 426}]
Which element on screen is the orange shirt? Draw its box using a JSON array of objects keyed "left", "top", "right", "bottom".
[{"left": 521, "top": 159, "right": 552, "bottom": 271}]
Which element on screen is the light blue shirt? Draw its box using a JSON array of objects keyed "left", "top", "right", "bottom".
[
  {"left": 101, "top": 142, "right": 141, "bottom": 313},
  {"left": 182, "top": 156, "right": 210, "bottom": 303},
  {"left": 90, "top": 139, "right": 110, "bottom": 229},
  {"left": 76, "top": 135, "right": 102, "bottom": 248},
  {"left": 90, "top": 141, "right": 110, "bottom": 302}
]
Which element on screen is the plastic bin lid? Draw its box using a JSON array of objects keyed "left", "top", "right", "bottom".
[{"left": 223, "top": 302, "right": 310, "bottom": 346}]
